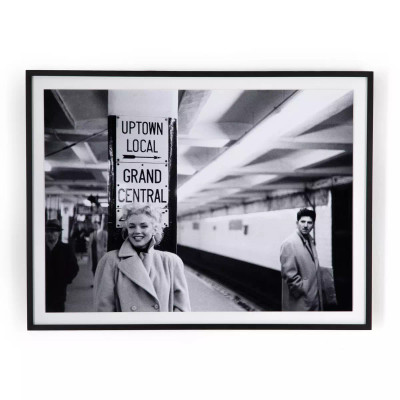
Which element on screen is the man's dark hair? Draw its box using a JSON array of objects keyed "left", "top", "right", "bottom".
[{"left": 297, "top": 208, "right": 316, "bottom": 222}]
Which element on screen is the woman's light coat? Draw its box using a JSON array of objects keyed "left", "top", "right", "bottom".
[{"left": 94, "top": 239, "right": 191, "bottom": 312}]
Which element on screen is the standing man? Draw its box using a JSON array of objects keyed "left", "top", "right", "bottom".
[
  {"left": 280, "top": 208, "right": 323, "bottom": 311},
  {"left": 45, "top": 219, "right": 79, "bottom": 312}
]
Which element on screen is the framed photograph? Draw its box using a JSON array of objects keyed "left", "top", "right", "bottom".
[{"left": 26, "top": 71, "right": 373, "bottom": 330}]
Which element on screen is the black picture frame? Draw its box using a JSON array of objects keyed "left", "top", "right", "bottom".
[{"left": 26, "top": 70, "right": 373, "bottom": 330}]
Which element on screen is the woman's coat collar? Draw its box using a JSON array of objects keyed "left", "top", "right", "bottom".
[
  {"left": 117, "top": 238, "right": 158, "bottom": 301},
  {"left": 118, "top": 237, "right": 156, "bottom": 257}
]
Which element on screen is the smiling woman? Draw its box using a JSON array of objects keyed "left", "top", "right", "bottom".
[
  {"left": 124, "top": 204, "right": 164, "bottom": 249},
  {"left": 93, "top": 204, "right": 191, "bottom": 312}
]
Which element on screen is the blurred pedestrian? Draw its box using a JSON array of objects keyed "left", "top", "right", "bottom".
[
  {"left": 71, "top": 221, "right": 87, "bottom": 259},
  {"left": 45, "top": 219, "right": 79, "bottom": 312},
  {"left": 88, "top": 220, "right": 108, "bottom": 277}
]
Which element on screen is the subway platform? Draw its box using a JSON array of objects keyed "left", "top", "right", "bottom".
[{"left": 65, "top": 255, "right": 261, "bottom": 312}]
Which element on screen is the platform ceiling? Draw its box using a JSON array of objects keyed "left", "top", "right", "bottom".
[{"left": 44, "top": 89, "right": 353, "bottom": 216}]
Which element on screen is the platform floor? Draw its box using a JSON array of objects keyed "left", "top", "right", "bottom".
[{"left": 65, "top": 255, "right": 260, "bottom": 312}]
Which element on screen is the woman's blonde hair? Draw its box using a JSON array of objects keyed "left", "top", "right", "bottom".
[{"left": 122, "top": 204, "right": 164, "bottom": 245}]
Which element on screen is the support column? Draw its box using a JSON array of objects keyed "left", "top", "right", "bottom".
[{"left": 108, "top": 90, "right": 178, "bottom": 252}]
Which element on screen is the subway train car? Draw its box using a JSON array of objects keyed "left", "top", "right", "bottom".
[{"left": 178, "top": 187, "right": 352, "bottom": 311}]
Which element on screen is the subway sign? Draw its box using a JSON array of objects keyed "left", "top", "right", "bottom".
[{"left": 115, "top": 116, "right": 169, "bottom": 228}]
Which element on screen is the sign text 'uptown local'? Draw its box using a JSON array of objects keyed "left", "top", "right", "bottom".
[{"left": 116, "top": 117, "right": 169, "bottom": 227}]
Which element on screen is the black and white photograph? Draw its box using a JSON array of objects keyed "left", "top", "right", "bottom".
[
  {"left": 27, "top": 71, "right": 372, "bottom": 329},
  {"left": 6, "top": 3, "right": 400, "bottom": 399}
]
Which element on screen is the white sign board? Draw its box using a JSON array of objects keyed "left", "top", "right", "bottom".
[{"left": 116, "top": 116, "right": 169, "bottom": 228}]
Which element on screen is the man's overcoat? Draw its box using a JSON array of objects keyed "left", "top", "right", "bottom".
[
  {"left": 46, "top": 241, "right": 79, "bottom": 312},
  {"left": 94, "top": 239, "right": 191, "bottom": 312},
  {"left": 280, "top": 231, "right": 323, "bottom": 311}
]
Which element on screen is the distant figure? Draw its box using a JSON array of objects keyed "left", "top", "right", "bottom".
[
  {"left": 88, "top": 221, "right": 108, "bottom": 277},
  {"left": 94, "top": 204, "right": 191, "bottom": 312},
  {"left": 71, "top": 221, "right": 87, "bottom": 259},
  {"left": 280, "top": 208, "right": 323, "bottom": 311},
  {"left": 45, "top": 219, "right": 79, "bottom": 312}
]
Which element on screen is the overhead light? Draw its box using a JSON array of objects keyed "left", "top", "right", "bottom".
[
  {"left": 178, "top": 137, "right": 230, "bottom": 148},
  {"left": 44, "top": 161, "right": 52, "bottom": 172}
]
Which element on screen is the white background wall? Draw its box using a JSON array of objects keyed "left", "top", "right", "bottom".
[
  {"left": 178, "top": 202, "right": 332, "bottom": 270},
  {"left": 0, "top": 1, "right": 395, "bottom": 400}
]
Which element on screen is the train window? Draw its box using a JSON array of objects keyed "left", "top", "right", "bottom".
[
  {"left": 192, "top": 222, "right": 200, "bottom": 230},
  {"left": 243, "top": 225, "right": 249, "bottom": 235},
  {"left": 229, "top": 219, "right": 243, "bottom": 230}
]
